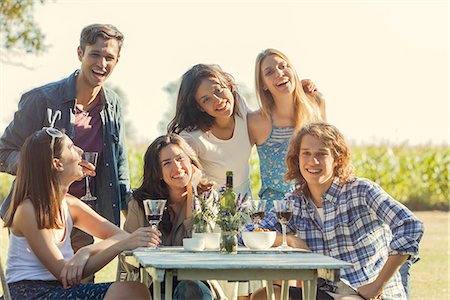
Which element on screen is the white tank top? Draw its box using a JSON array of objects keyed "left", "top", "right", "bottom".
[
  {"left": 180, "top": 95, "right": 253, "bottom": 196},
  {"left": 6, "top": 201, "right": 75, "bottom": 283}
]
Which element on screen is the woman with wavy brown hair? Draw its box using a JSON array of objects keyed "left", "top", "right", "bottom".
[
  {"left": 167, "top": 64, "right": 253, "bottom": 196},
  {"left": 123, "top": 133, "right": 216, "bottom": 299}
]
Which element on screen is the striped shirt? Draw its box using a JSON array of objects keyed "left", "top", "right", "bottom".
[{"left": 259, "top": 176, "right": 424, "bottom": 300}]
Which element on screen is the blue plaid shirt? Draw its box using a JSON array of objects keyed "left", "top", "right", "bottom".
[{"left": 258, "top": 177, "right": 424, "bottom": 300}]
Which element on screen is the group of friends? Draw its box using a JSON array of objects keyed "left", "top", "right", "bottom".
[{"left": 0, "top": 23, "right": 424, "bottom": 300}]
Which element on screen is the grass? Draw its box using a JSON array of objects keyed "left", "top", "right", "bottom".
[{"left": 1, "top": 211, "right": 448, "bottom": 299}]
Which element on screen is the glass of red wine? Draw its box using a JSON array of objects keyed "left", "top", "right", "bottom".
[
  {"left": 80, "top": 152, "right": 98, "bottom": 202},
  {"left": 143, "top": 199, "right": 167, "bottom": 246},
  {"left": 249, "top": 200, "right": 267, "bottom": 229},
  {"left": 273, "top": 200, "right": 294, "bottom": 250}
]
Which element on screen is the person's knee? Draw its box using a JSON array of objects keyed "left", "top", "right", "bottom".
[
  {"left": 173, "top": 280, "right": 212, "bottom": 300},
  {"left": 106, "top": 281, "right": 151, "bottom": 300}
]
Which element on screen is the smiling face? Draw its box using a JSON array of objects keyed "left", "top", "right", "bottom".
[
  {"left": 299, "top": 134, "right": 336, "bottom": 193},
  {"left": 55, "top": 135, "right": 84, "bottom": 182},
  {"left": 159, "top": 144, "right": 193, "bottom": 191},
  {"left": 195, "top": 77, "right": 235, "bottom": 120},
  {"left": 77, "top": 37, "right": 120, "bottom": 88},
  {"left": 261, "top": 54, "right": 296, "bottom": 97}
]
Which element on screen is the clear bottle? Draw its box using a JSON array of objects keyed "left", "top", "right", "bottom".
[{"left": 221, "top": 171, "right": 237, "bottom": 211}]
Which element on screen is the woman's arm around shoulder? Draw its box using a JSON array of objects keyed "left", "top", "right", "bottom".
[{"left": 247, "top": 110, "right": 271, "bottom": 146}]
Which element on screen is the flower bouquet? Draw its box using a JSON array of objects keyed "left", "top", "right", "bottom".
[
  {"left": 216, "top": 192, "right": 251, "bottom": 254},
  {"left": 193, "top": 191, "right": 220, "bottom": 234}
]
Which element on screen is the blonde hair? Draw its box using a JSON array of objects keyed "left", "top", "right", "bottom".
[{"left": 255, "top": 48, "right": 323, "bottom": 129}]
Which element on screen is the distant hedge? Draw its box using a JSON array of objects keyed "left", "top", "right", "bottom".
[{"left": 1, "top": 145, "right": 447, "bottom": 210}]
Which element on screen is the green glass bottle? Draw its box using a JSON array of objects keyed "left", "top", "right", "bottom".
[{"left": 221, "top": 171, "right": 237, "bottom": 211}]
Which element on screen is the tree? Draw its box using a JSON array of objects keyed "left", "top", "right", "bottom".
[{"left": 0, "top": 0, "right": 48, "bottom": 66}]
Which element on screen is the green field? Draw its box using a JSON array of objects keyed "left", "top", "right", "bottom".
[{"left": 1, "top": 144, "right": 448, "bottom": 209}]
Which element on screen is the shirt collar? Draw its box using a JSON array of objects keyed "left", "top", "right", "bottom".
[{"left": 321, "top": 176, "right": 342, "bottom": 204}]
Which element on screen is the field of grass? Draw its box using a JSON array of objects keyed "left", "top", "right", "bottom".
[{"left": 1, "top": 211, "right": 448, "bottom": 299}]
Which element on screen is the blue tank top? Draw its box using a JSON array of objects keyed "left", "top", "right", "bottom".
[{"left": 256, "top": 125, "right": 294, "bottom": 212}]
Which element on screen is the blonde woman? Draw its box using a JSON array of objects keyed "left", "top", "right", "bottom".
[{"left": 248, "top": 48, "right": 326, "bottom": 212}]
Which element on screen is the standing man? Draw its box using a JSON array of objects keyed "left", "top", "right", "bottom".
[{"left": 0, "top": 24, "right": 131, "bottom": 259}]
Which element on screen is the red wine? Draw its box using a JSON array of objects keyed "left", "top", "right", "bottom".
[
  {"left": 251, "top": 211, "right": 265, "bottom": 223},
  {"left": 276, "top": 211, "right": 292, "bottom": 223},
  {"left": 146, "top": 214, "right": 162, "bottom": 226}
]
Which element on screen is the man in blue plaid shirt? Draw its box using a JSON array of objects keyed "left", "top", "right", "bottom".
[{"left": 254, "top": 123, "right": 424, "bottom": 300}]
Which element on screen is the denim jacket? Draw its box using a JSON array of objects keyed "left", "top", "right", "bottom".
[{"left": 0, "top": 70, "right": 131, "bottom": 225}]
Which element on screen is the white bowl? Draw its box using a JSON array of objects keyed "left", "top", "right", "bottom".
[
  {"left": 192, "top": 232, "right": 221, "bottom": 250},
  {"left": 183, "top": 237, "right": 205, "bottom": 251},
  {"left": 242, "top": 231, "right": 276, "bottom": 250}
]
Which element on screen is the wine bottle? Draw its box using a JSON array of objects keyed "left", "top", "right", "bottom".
[{"left": 221, "top": 171, "right": 237, "bottom": 211}]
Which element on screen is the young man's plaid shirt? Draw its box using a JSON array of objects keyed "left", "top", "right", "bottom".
[{"left": 259, "top": 176, "right": 424, "bottom": 300}]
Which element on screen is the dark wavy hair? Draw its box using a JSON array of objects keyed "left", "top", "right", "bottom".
[
  {"left": 167, "top": 64, "right": 242, "bottom": 134},
  {"left": 4, "top": 128, "right": 65, "bottom": 229},
  {"left": 133, "top": 133, "right": 213, "bottom": 236},
  {"left": 285, "top": 122, "right": 354, "bottom": 194}
]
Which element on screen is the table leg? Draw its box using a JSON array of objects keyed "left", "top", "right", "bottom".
[
  {"left": 140, "top": 267, "right": 149, "bottom": 286},
  {"left": 209, "top": 280, "right": 228, "bottom": 299},
  {"left": 302, "top": 278, "right": 318, "bottom": 300},
  {"left": 165, "top": 270, "right": 173, "bottom": 300},
  {"left": 280, "top": 280, "right": 289, "bottom": 300},
  {"left": 153, "top": 276, "right": 162, "bottom": 300},
  {"left": 265, "top": 280, "right": 275, "bottom": 300}
]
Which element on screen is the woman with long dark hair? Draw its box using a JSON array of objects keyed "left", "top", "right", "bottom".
[{"left": 124, "top": 133, "right": 216, "bottom": 299}]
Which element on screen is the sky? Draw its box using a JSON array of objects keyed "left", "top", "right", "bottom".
[{"left": 0, "top": 0, "right": 448, "bottom": 146}]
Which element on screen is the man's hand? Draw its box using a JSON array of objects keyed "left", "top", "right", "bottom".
[{"left": 356, "top": 280, "right": 383, "bottom": 300}]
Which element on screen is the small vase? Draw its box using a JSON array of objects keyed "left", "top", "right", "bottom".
[
  {"left": 220, "top": 231, "right": 238, "bottom": 254},
  {"left": 193, "top": 222, "right": 212, "bottom": 234}
]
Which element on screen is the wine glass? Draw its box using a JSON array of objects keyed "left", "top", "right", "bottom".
[
  {"left": 80, "top": 152, "right": 98, "bottom": 202},
  {"left": 273, "top": 199, "right": 294, "bottom": 250},
  {"left": 143, "top": 199, "right": 167, "bottom": 230},
  {"left": 248, "top": 200, "right": 267, "bottom": 229}
]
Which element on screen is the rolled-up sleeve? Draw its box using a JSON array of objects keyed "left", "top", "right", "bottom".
[{"left": 365, "top": 181, "right": 424, "bottom": 257}]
